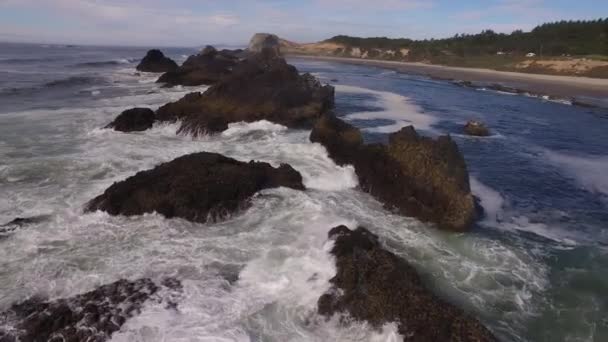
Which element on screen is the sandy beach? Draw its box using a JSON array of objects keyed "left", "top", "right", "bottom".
[{"left": 291, "top": 55, "right": 608, "bottom": 101}]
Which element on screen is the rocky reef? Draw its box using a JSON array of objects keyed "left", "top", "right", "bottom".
[
  {"left": 156, "top": 50, "right": 334, "bottom": 134},
  {"left": 136, "top": 49, "right": 178, "bottom": 73},
  {"left": 0, "top": 278, "right": 181, "bottom": 342},
  {"left": 156, "top": 46, "right": 240, "bottom": 87},
  {"left": 464, "top": 120, "right": 491, "bottom": 137},
  {"left": 318, "top": 226, "right": 497, "bottom": 341},
  {"left": 86, "top": 152, "right": 304, "bottom": 223},
  {"left": 105, "top": 107, "right": 155, "bottom": 132},
  {"left": 310, "top": 114, "right": 475, "bottom": 231}
]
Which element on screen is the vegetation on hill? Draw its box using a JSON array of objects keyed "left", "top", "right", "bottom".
[
  {"left": 326, "top": 18, "right": 608, "bottom": 58},
  {"left": 308, "top": 19, "right": 608, "bottom": 78}
]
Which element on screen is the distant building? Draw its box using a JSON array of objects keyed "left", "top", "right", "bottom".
[
  {"left": 526, "top": 52, "right": 536, "bottom": 58},
  {"left": 496, "top": 51, "right": 505, "bottom": 55}
]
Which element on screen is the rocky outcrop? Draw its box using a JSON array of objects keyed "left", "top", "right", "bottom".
[
  {"left": 136, "top": 49, "right": 178, "bottom": 73},
  {"left": 464, "top": 120, "right": 490, "bottom": 136},
  {"left": 105, "top": 107, "right": 155, "bottom": 132},
  {"left": 310, "top": 115, "right": 475, "bottom": 231},
  {"left": 318, "top": 226, "right": 497, "bottom": 342},
  {"left": 248, "top": 33, "right": 281, "bottom": 55},
  {"left": 156, "top": 51, "right": 334, "bottom": 134},
  {"left": 0, "top": 278, "right": 181, "bottom": 342},
  {"left": 156, "top": 46, "right": 239, "bottom": 87},
  {"left": 0, "top": 216, "right": 49, "bottom": 239},
  {"left": 86, "top": 152, "right": 304, "bottom": 223}
]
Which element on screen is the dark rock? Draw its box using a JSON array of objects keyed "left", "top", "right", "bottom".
[
  {"left": 571, "top": 98, "right": 599, "bottom": 108},
  {"left": 318, "top": 226, "right": 497, "bottom": 342},
  {"left": 310, "top": 115, "right": 475, "bottom": 231},
  {"left": 156, "top": 52, "right": 334, "bottom": 134},
  {"left": 1, "top": 216, "right": 48, "bottom": 228},
  {"left": 105, "top": 107, "right": 155, "bottom": 132},
  {"left": 464, "top": 120, "right": 491, "bottom": 137},
  {"left": 487, "top": 83, "right": 526, "bottom": 95},
  {"left": 0, "top": 216, "right": 49, "bottom": 239},
  {"left": 85, "top": 152, "right": 304, "bottom": 223},
  {"left": 219, "top": 49, "right": 248, "bottom": 59},
  {"left": 156, "top": 45, "right": 239, "bottom": 87},
  {"left": 248, "top": 33, "right": 281, "bottom": 55},
  {"left": 136, "top": 49, "right": 178, "bottom": 73},
  {"left": 0, "top": 278, "right": 181, "bottom": 342}
]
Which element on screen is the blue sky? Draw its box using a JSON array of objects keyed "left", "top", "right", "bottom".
[{"left": 0, "top": 0, "right": 605, "bottom": 46}]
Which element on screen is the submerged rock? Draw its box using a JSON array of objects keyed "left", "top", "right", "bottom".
[
  {"left": 0, "top": 278, "right": 181, "bottom": 342},
  {"left": 310, "top": 115, "right": 475, "bottom": 231},
  {"left": 464, "top": 120, "right": 491, "bottom": 137},
  {"left": 318, "top": 226, "right": 497, "bottom": 341},
  {"left": 1, "top": 216, "right": 48, "bottom": 228},
  {"left": 248, "top": 33, "right": 281, "bottom": 55},
  {"left": 136, "top": 49, "right": 178, "bottom": 73},
  {"left": 156, "top": 51, "right": 334, "bottom": 134},
  {"left": 156, "top": 45, "right": 239, "bottom": 87},
  {"left": 105, "top": 107, "right": 155, "bottom": 132},
  {"left": 86, "top": 152, "right": 304, "bottom": 223},
  {"left": 0, "top": 215, "right": 49, "bottom": 239}
]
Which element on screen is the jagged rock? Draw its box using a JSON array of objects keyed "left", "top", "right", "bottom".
[
  {"left": 0, "top": 278, "right": 181, "bottom": 342},
  {"left": 464, "top": 120, "right": 491, "bottom": 137},
  {"left": 156, "top": 51, "right": 334, "bottom": 134},
  {"left": 136, "top": 49, "right": 178, "bottom": 73},
  {"left": 1, "top": 216, "right": 48, "bottom": 228},
  {"left": 318, "top": 226, "right": 497, "bottom": 342},
  {"left": 310, "top": 115, "right": 475, "bottom": 231},
  {"left": 0, "top": 215, "right": 49, "bottom": 239},
  {"left": 156, "top": 45, "right": 239, "bottom": 87},
  {"left": 248, "top": 33, "right": 281, "bottom": 55},
  {"left": 85, "top": 152, "right": 304, "bottom": 223},
  {"left": 105, "top": 107, "right": 155, "bottom": 132}
]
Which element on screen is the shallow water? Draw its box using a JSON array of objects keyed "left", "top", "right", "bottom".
[{"left": 1, "top": 43, "right": 607, "bottom": 341}]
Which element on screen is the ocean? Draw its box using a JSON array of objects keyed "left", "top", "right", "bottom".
[{"left": 1, "top": 42, "right": 607, "bottom": 341}]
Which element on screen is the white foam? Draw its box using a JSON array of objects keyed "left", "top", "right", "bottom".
[
  {"left": 543, "top": 150, "right": 608, "bottom": 197},
  {"left": 0, "top": 67, "right": 556, "bottom": 341},
  {"left": 470, "top": 177, "right": 505, "bottom": 223},
  {"left": 335, "top": 84, "right": 436, "bottom": 133},
  {"left": 221, "top": 120, "right": 287, "bottom": 137}
]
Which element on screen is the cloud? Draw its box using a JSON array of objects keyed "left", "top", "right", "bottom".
[
  {"left": 0, "top": 0, "right": 242, "bottom": 45},
  {"left": 314, "top": 0, "right": 433, "bottom": 10}
]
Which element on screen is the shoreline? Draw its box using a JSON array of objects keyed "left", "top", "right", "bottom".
[{"left": 289, "top": 55, "right": 608, "bottom": 103}]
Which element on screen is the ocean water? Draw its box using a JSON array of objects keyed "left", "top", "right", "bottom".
[{"left": 1, "top": 42, "right": 607, "bottom": 341}]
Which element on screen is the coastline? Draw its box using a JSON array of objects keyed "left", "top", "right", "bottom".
[{"left": 289, "top": 55, "right": 608, "bottom": 103}]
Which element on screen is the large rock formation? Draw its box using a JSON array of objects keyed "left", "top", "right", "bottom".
[
  {"left": 464, "top": 120, "right": 491, "bottom": 137},
  {"left": 0, "top": 278, "right": 181, "bottom": 342},
  {"left": 156, "top": 51, "right": 334, "bottom": 134},
  {"left": 248, "top": 33, "right": 281, "bottom": 55},
  {"left": 310, "top": 115, "right": 475, "bottom": 231},
  {"left": 318, "top": 226, "right": 497, "bottom": 342},
  {"left": 136, "top": 49, "right": 178, "bottom": 73},
  {"left": 86, "top": 152, "right": 304, "bottom": 223},
  {"left": 156, "top": 46, "right": 239, "bottom": 87},
  {"left": 105, "top": 107, "right": 155, "bottom": 132}
]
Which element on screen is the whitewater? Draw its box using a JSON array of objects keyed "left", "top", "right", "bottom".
[{"left": 1, "top": 43, "right": 607, "bottom": 341}]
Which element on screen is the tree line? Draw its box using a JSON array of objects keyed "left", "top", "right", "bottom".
[{"left": 327, "top": 18, "right": 608, "bottom": 58}]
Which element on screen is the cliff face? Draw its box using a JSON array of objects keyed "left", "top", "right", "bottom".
[
  {"left": 280, "top": 39, "right": 409, "bottom": 61},
  {"left": 279, "top": 37, "right": 608, "bottom": 78}
]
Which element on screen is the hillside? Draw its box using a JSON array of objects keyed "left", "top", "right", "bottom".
[{"left": 281, "top": 19, "right": 608, "bottom": 78}]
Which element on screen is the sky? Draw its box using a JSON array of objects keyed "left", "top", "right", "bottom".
[{"left": 0, "top": 0, "right": 606, "bottom": 47}]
